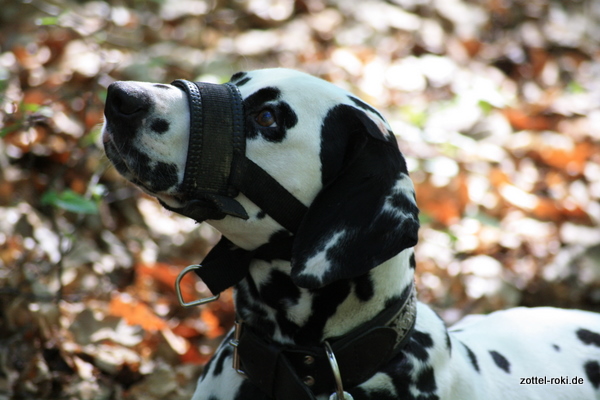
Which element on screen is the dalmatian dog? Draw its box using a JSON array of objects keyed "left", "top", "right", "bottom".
[{"left": 102, "top": 68, "right": 600, "bottom": 400}]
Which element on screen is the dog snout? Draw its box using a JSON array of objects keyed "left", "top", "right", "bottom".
[{"left": 105, "top": 82, "right": 152, "bottom": 124}]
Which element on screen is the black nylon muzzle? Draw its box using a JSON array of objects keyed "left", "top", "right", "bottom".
[
  {"left": 167, "top": 79, "right": 248, "bottom": 221},
  {"left": 166, "top": 78, "right": 308, "bottom": 295},
  {"left": 165, "top": 79, "right": 308, "bottom": 234}
]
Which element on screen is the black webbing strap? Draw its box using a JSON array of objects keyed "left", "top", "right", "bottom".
[
  {"left": 238, "top": 327, "right": 401, "bottom": 400},
  {"left": 171, "top": 79, "right": 248, "bottom": 219},
  {"left": 238, "top": 158, "right": 308, "bottom": 234},
  {"left": 195, "top": 235, "right": 294, "bottom": 295},
  {"left": 173, "top": 79, "right": 245, "bottom": 196}
]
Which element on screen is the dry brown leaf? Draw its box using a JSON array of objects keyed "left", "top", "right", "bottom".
[
  {"left": 502, "top": 108, "right": 557, "bottom": 131},
  {"left": 109, "top": 294, "right": 167, "bottom": 332},
  {"left": 200, "top": 308, "right": 225, "bottom": 339}
]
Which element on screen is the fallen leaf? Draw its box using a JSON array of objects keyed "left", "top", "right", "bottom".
[
  {"left": 502, "top": 108, "right": 557, "bottom": 131},
  {"left": 109, "top": 293, "right": 167, "bottom": 332},
  {"left": 200, "top": 308, "right": 224, "bottom": 339}
]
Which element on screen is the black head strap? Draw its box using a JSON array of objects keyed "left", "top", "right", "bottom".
[{"left": 238, "top": 157, "right": 307, "bottom": 233}]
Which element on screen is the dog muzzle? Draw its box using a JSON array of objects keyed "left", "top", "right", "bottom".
[{"left": 164, "top": 79, "right": 307, "bottom": 233}]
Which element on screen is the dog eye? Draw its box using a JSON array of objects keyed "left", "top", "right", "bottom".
[{"left": 255, "top": 110, "right": 277, "bottom": 127}]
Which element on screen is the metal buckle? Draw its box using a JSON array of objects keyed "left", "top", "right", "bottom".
[
  {"left": 324, "top": 341, "right": 354, "bottom": 400},
  {"left": 175, "top": 264, "right": 220, "bottom": 307},
  {"left": 229, "top": 320, "right": 247, "bottom": 377}
]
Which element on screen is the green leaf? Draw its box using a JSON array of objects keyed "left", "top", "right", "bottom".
[
  {"left": 0, "top": 123, "right": 21, "bottom": 138},
  {"left": 478, "top": 100, "right": 494, "bottom": 115},
  {"left": 22, "top": 103, "right": 41, "bottom": 112},
  {"left": 567, "top": 81, "right": 585, "bottom": 94},
  {"left": 80, "top": 125, "right": 102, "bottom": 147},
  {"left": 37, "top": 17, "right": 59, "bottom": 26},
  {"left": 399, "top": 105, "right": 427, "bottom": 128},
  {"left": 472, "top": 211, "right": 500, "bottom": 227},
  {"left": 42, "top": 190, "right": 99, "bottom": 215},
  {"left": 418, "top": 213, "right": 433, "bottom": 225}
]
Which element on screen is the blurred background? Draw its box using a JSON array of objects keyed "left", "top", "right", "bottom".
[{"left": 1, "top": 0, "right": 599, "bottom": 398}]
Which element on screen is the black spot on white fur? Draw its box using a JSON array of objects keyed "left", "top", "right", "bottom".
[
  {"left": 230, "top": 71, "right": 248, "bottom": 83},
  {"left": 489, "top": 350, "right": 510, "bottom": 373},
  {"left": 255, "top": 210, "right": 266, "bottom": 219},
  {"left": 292, "top": 280, "right": 353, "bottom": 344},
  {"left": 416, "top": 365, "right": 438, "bottom": 394},
  {"left": 462, "top": 342, "right": 479, "bottom": 372},
  {"left": 212, "top": 345, "right": 232, "bottom": 377},
  {"left": 577, "top": 328, "right": 600, "bottom": 348},
  {"left": 585, "top": 361, "right": 600, "bottom": 389},
  {"left": 353, "top": 274, "right": 375, "bottom": 302},
  {"left": 236, "top": 76, "right": 251, "bottom": 87},
  {"left": 151, "top": 118, "right": 169, "bottom": 134},
  {"left": 405, "top": 331, "right": 434, "bottom": 362},
  {"left": 104, "top": 142, "right": 179, "bottom": 193}
]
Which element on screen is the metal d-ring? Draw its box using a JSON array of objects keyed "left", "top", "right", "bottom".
[
  {"left": 324, "top": 341, "right": 354, "bottom": 400},
  {"left": 175, "top": 265, "right": 220, "bottom": 307}
]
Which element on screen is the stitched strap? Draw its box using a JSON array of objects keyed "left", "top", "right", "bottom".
[
  {"left": 237, "top": 158, "right": 308, "bottom": 234},
  {"left": 170, "top": 80, "right": 248, "bottom": 220},
  {"left": 238, "top": 327, "right": 401, "bottom": 399},
  {"left": 193, "top": 235, "right": 295, "bottom": 295},
  {"left": 173, "top": 80, "right": 245, "bottom": 197}
]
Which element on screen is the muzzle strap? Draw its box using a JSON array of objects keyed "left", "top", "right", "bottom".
[
  {"left": 239, "top": 158, "right": 308, "bottom": 234},
  {"left": 170, "top": 78, "right": 308, "bottom": 232},
  {"left": 171, "top": 79, "right": 248, "bottom": 220}
]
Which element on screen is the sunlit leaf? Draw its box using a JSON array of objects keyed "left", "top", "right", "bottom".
[
  {"left": 109, "top": 294, "right": 167, "bottom": 331},
  {"left": 41, "top": 189, "right": 99, "bottom": 214},
  {"left": 36, "top": 16, "right": 59, "bottom": 26}
]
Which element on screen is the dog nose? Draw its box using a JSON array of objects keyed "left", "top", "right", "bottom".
[{"left": 105, "top": 82, "right": 151, "bottom": 122}]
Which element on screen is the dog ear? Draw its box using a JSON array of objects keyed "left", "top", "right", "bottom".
[{"left": 290, "top": 104, "right": 419, "bottom": 289}]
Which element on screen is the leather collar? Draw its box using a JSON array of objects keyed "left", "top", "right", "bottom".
[{"left": 229, "top": 283, "right": 417, "bottom": 400}]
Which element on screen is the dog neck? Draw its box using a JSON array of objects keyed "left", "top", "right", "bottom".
[{"left": 232, "top": 247, "right": 416, "bottom": 346}]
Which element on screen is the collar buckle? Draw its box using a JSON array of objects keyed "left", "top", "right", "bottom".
[
  {"left": 228, "top": 282, "right": 418, "bottom": 400},
  {"left": 230, "top": 320, "right": 247, "bottom": 377}
]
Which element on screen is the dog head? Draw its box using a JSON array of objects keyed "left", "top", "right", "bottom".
[{"left": 103, "top": 68, "right": 419, "bottom": 288}]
